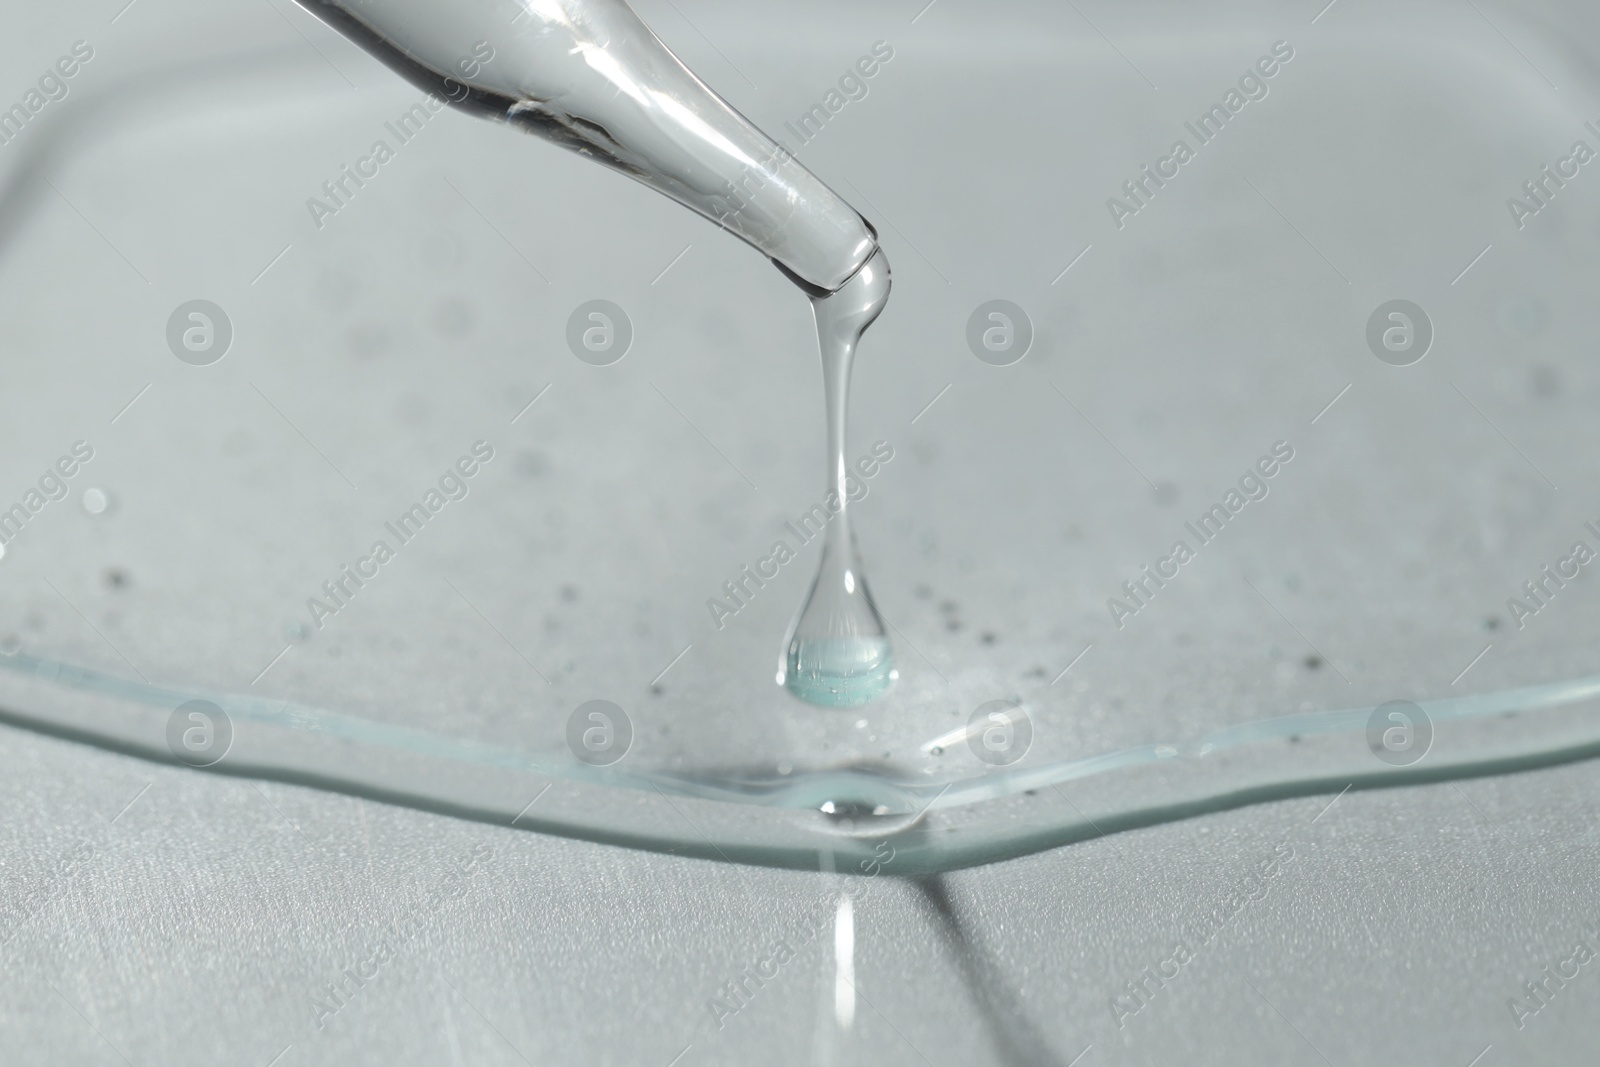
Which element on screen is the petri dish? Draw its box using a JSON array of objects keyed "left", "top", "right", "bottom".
[{"left": 2, "top": 0, "right": 1598, "bottom": 874}]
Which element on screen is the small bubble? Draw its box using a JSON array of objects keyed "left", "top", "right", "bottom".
[
  {"left": 285, "top": 621, "right": 312, "bottom": 642},
  {"left": 785, "top": 634, "right": 893, "bottom": 709},
  {"left": 81, "top": 488, "right": 111, "bottom": 516},
  {"left": 929, "top": 745, "right": 944, "bottom": 756}
]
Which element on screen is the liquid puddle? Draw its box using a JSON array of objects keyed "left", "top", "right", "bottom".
[{"left": 4, "top": 648, "right": 1600, "bottom": 874}]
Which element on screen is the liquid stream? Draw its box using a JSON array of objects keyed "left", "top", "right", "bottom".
[
  {"left": 780, "top": 250, "right": 897, "bottom": 707},
  {"left": 299, "top": 0, "right": 898, "bottom": 706}
]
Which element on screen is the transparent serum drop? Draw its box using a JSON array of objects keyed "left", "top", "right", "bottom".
[{"left": 780, "top": 250, "right": 896, "bottom": 707}]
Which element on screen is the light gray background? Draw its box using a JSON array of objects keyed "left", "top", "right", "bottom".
[{"left": 3, "top": 0, "right": 1600, "bottom": 1062}]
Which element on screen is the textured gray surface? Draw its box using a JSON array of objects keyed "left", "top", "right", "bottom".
[
  {"left": 3, "top": 0, "right": 1600, "bottom": 1062},
  {"left": 4, "top": 723, "right": 1599, "bottom": 1065}
]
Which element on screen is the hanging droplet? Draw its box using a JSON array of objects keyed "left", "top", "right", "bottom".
[
  {"left": 785, "top": 539, "right": 894, "bottom": 706},
  {"left": 780, "top": 249, "right": 895, "bottom": 708}
]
